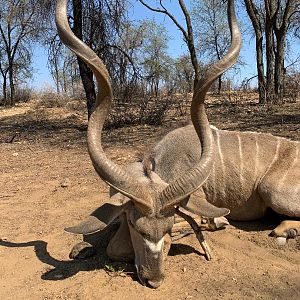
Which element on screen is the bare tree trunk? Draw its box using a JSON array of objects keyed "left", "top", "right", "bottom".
[
  {"left": 274, "top": 35, "right": 286, "bottom": 102},
  {"left": 245, "top": 0, "right": 296, "bottom": 104},
  {"left": 256, "top": 36, "right": 266, "bottom": 104},
  {"left": 272, "top": 0, "right": 297, "bottom": 103},
  {"left": 62, "top": 65, "right": 67, "bottom": 94},
  {"left": 0, "top": 60, "right": 8, "bottom": 104},
  {"left": 264, "top": 0, "right": 276, "bottom": 103},
  {"left": 72, "top": 0, "right": 96, "bottom": 118},
  {"left": 2, "top": 76, "right": 7, "bottom": 105},
  {"left": 8, "top": 62, "right": 15, "bottom": 106},
  {"left": 218, "top": 75, "right": 222, "bottom": 94},
  {"left": 54, "top": 56, "right": 60, "bottom": 94},
  {"left": 178, "top": 0, "right": 200, "bottom": 87},
  {"left": 244, "top": 0, "right": 266, "bottom": 104}
]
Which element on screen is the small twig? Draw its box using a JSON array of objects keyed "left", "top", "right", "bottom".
[
  {"left": 8, "top": 133, "right": 18, "bottom": 143},
  {"left": 104, "top": 264, "right": 134, "bottom": 278},
  {"left": 172, "top": 231, "right": 193, "bottom": 241},
  {"left": 0, "top": 194, "right": 14, "bottom": 198}
]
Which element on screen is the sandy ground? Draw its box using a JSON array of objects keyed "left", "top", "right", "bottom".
[{"left": 0, "top": 98, "right": 299, "bottom": 299}]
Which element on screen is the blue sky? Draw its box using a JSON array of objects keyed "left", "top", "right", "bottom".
[{"left": 30, "top": 0, "right": 300, "bottom": 90}]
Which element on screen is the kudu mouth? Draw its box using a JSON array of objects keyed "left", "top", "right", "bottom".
[
  {"left": 147, "top": 279, "right": 164, "bottom": 289},
  {"left": 136, "top": 265, "right": 165, "bottom": 289}
]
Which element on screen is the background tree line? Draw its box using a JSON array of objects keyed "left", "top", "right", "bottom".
[{"left": 0, "top": 0, "right": 299, "bottom": 113}]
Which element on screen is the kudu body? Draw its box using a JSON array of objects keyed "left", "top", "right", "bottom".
[
  {"left": 56, "top": 0, "right": 241, "bottom": 287},
  {"left": 146, "top": 125, "right": 300, "bottom": 242}
]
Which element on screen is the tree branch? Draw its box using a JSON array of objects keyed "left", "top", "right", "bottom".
[
  {"left": 138, "top": 0, "right": 200, "bottom": 86},
  {"left": 138, "top": 0, "right": 188, "bottom": 40}
]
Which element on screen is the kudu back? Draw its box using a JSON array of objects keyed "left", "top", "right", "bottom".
[{"left": 55, "top": 0, "right": 265, "bottom": 288}]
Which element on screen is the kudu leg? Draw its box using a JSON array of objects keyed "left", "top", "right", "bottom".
[
  {"left": 69, "top": 214, "right": 133, "bottom": 261},
  {"left": 106, "top": 214, "right": 134, "bottom": 262},
  {"left": 69, "top": 241, "right": 96, "bottom": 259},
  {"left": 171, "top": 215, "right": 199, "bottom": 241},
  {"left": 69, "top": 223, "right": 120, "bottom": 260},
  {"left": 175, "top": 208, "right": 212, "bottom": 260},
  {"left": 172, "top": 214, "right": 229, "bottom": 242},
  {"left": 270, "top": 220, "right": 300, "bottom": 245},
  {"left": 258, "top": 172, "right": 300, "bottom": 245}
]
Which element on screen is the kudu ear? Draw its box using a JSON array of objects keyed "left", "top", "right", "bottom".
[
  {"left": 65, "top": 194, "right": 131, "bottom": 235},
  {"left": 180, "top": 194, "right": 230, "bottom": 218}
]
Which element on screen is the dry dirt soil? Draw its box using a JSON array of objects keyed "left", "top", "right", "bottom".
[{"left": 0, "top": 95, "right": 299, "bottom": 300}]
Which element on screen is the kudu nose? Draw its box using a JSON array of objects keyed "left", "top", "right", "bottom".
[
  {"left": 147, "top": 279, "right": 164, "bottom": 289},
  {"left": 137, "top": 266, "right": 164, "bottom": 288}
]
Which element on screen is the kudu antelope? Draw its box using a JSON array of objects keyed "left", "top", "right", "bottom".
[{"left": 56, "top": 0, "right": 240, "bottom": 288}]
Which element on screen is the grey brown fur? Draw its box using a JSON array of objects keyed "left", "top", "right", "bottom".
[
  {"left": 145, "top": 125, "right": 300, "bottom": 229},
  {"left": 56, "top": 0, "right": 282, "bottom": 289}
]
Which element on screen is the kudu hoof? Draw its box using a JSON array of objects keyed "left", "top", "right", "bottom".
[{"left": 269, "top": 221, "right": 299, "bottom": 246}]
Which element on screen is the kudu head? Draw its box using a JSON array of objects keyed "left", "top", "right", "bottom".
[{"left": 56, "top": 0, "right": 241, "bottom": 288}]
